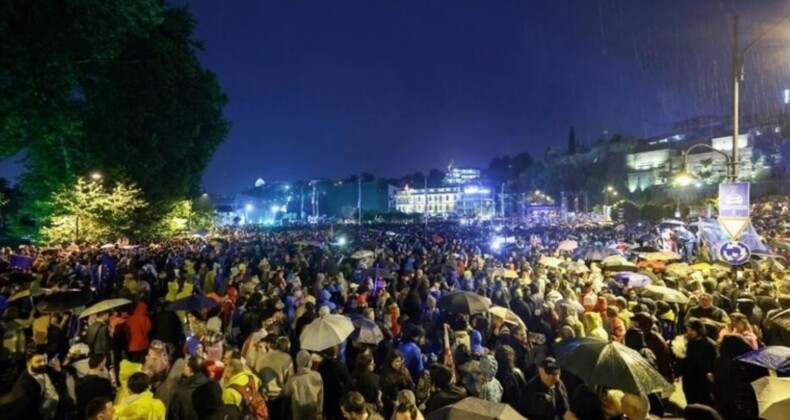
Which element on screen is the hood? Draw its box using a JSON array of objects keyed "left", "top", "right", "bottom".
[
  {"left": 583, "top": 312, "right": 603, "bottom": 329},
  {"left": 470, "top": 329, "right": 484, "bottom": 353},
  {"left": 632, "top": 312, "right": 655, "bottom": 332},
  {"left": 296, "top": 350, "right": 312, "bottom": 369},
  {"left": 186, "top": 372, "right": 211, "bottom": 390},
  {"left": 133, "top": 301, "right": 148, "bottom": 316},
  {"left": 320, "top": 289, "right": 331, "bottom": 301},
  {"left": 479, "top": 354, "right": 498, "bottom": 378}
]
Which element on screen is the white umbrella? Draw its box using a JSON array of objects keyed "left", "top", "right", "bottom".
[
  {"left": 79, "top": 298, "right": 133, "bottom": 319},
  {"left": 558, "top": 240, "right": 578, "bottom": 252},
  {"left": 751, "top": 376, "right": 790, "bottom": 420},
  {"left": 539, "top": 256, "right": 563, "bottom": 268},
  {"left": 300, "top": 314, "right": 354, "bottom": 351},
  {"left": 489, "top": 305, "right": 526, "bottom": 329},
  {"left": 100, "top": 243, "right": 115, "bottom": 250},
  {"left": 351, "top": 250, "right": 375, "bottom": 259}
]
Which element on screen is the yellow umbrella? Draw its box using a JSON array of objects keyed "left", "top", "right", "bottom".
[
  {"left": 643, "top": 251, "right": 681, "bottom": 262},
  {"left": 489, "top": 306, "right": 526, "bottom": 329},
  {"left": 751, "top": 376, "right": 790, "bottom": 420},
  {"left": 539, "top": 256, "right": 564, "bottom": 268},
  {"left": 691, "top": 262, "right": 711, "bottom": 271}
]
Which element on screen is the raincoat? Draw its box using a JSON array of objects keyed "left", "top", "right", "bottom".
[
  {"left": 125, "top": 302, "right": 152, "bottom": 352},
  {"left": 114, "top": 390, "right": 166, "bottom": 420}
]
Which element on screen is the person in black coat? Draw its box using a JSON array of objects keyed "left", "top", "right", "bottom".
[
  {"left": 5, "top": 350, "right": 66, "bottom": 419},
  {"left": 424, "top": 365, "right": 467, "bottom": 414},
  {"left": 168, "top": 356, "right": 212, "bottom": 420},
  {"left": 680, "top": 319, "right": 717, "bottom": 406},
  {"left": 191, "top": 380, "right": 243, "bottom": 420},
  {"left": 75, "top": 354, "right": 113, "bottom": 420},
  {"left": 318, "top": 345, "right": 351, "bottom": 420},
  {"left": 150, "top": 303, "right": 184, "bottom": 360},
  {"left": 520, "top": 358, "right": 569, "bottom": 420},
  {"left": 349, "top": 352, "right": 381, "bottom": 411}
]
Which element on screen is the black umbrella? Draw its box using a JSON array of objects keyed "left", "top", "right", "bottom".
[
  {"left": 0, "top": 271, "right": 35, "bottom": 284},
  {"left": 437, "top": 291, "right": 488, "bottom": 315},
  {"left": 351, "top": 318, "right": 385, "bottom": 345},
  {"left": 555, "top": 337, "right": 672, "bottom": 395},
  {"left": 166, "top": 295, "right": 219, "bottom": 312},
  {"left": 35, "top": 290, "right": 93, "bottom": 313}
]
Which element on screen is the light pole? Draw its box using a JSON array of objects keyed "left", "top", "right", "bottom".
[
  {"left": 674, "top": 143, "right": 734, "bottom": 186},
  {"left": 602, "top": 186, "right": 617, "bottom": 219},
  {"left": 357, "top": 175, "right": 362, "bottom": 226},
  {"left": 731, "top": 12, "right": 790, "bottom": 181}
]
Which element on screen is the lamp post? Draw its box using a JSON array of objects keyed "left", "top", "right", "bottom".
[
  {"left": 731, "top": 12, "right": 790, "bottom": 181},
  {"left": 674, "top": 143, "right": 734, "bottom": 186},
  {"left": 602, "top": 186, "right": 617, "bottom": 219}
]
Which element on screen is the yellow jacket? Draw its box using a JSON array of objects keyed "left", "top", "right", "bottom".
[
  {"left": 222, "top": 371, "right": 260, "bottom": 407},
  {"left": 114, "top": 390, "right": 166, "bottom": 420}
]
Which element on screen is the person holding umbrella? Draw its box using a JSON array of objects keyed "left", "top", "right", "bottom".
[{"left": 677, "top": 318, "right": 717, "bottom": 406}]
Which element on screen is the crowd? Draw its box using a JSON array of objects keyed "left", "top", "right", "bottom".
[{"left": 0, "top": 217, "right": 788, "bottom": 420}]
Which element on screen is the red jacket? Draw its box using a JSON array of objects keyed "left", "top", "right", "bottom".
[{"left": 125, "top": 302, "right": 152, "bottom": 351}]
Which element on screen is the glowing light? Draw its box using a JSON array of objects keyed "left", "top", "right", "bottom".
[
  {"left": 245, "top": 203, "right": 254, "bottom": 212},
  {"left": 491, "top": 236, "right": 505, "bottom": 250},
  {"left": 270, "top": 205, "right": 280, "bottom": 213},
  {"left": 338, "top": 237, "right": 347, "bottom": 246}
]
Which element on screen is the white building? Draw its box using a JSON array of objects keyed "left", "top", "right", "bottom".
[{"left": 394, "top": 163, "right": 494, "bottom": 218}]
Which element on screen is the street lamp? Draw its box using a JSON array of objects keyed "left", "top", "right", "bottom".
[
  {"left": 731, "top": 12, "right": 790, "bottom": 181},
  {"left": 673, "top": 143, "right": 733, "bottom": 187},
  {"left": 90, "top": 172, "right": 103, "bottom": 181}
]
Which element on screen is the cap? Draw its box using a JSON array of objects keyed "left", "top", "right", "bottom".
[{"left": 540, "top": 357, "right": 560, "bottom": 374}]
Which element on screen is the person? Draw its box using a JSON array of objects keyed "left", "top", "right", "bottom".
[
  {"left": 191, "top": 380, "right": 244, "bottom": 420},
  {"left": 113, "top": 372, "right": 166, "bottom": 420},
  {"left": 521, "top": 357, "right": 569, "bottom": 420},
  {"left": 396, "top": 327, "right": 425, "bottom": 383},
  {"left": 6, "top": 349, "right": 65, "bottom": 419},
  {"left": 621, "top": 393, "right": 659, "bottom": 420},
  {"left": 379, "top": 351, "right": 415, "bottom": 418},
  {"left": 424, "top": 365, "right": 467, "bottom": 414},
  {"left": 718, "top": 312, "right": 759, "bottom": 350},
  {"left": 340, "top": 391, "right": 384, "bottom": 420},
  {"left": 477, "top": 354, "right": 503, "bottom": 403},
  {"left": 254, "top": 335, "right": 294, "bottom": 418},
  {"left": 85, "top": 312, "right": 112, "bottom": 367},
  {"left": 678, "top": 319, "right": 717, "bottom": 406},
  {"left": 222, "top": 358, "right": 259, "bottom": 408},
  {"left": 167, "top": 356, "right": 211, "bottom": 420},
  {"left": 687, "top": 294, "right": 730, "bottom": 333},
  {"left": 143, "top": 340, "right": 171, "bottom": 390},
  {"left": 319, "top": 346, "right": 351, "bottom": 420},
  {"left": 494, "top": 345, "right": 527, "bottom": 412},
  {"left": 350, "top": 352, "right": 381, "bottom": 410},
  {"left": 84, "top": 396, "right": 114, "bottom": 420},
  {"left": 562, "top": 384, "right": 605, "bottom": 420},
  {"left": 125, "top": 301, "right": 152, "bottom": 363},
  {"left": 75, "top": 353, "right": 114, "bottom": 420},
  {"left": 284, "top": 350, "right": 324, "bottom": 420},
  {"left": 393, "top": 402, "right": 422, "bottom": 420}
]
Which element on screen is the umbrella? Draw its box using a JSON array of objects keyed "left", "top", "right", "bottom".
[
  {"left": 566, "top": 260, "right": 590, "bottom": 273},
  {"left": 80, "top": 298, "right": 133, "bottom": 319},
  {"left": 351, "top": 318, "right": 385, "bottom": 345},
  {"left": 438, "top": 291, "right": 489, "bottom": 315},
  {"left": 600, "top": 255, "right": 638, "bottom": 272},
  {"left": 751, "top": 376, "right": 790, "bottom": 420},
  {"left": 665, "top": 263, "right": 693, "bottom": 278},
  {"left": 8, "top": 287, "right": 50, "bottom": 302},
  {"left": 100, "top": 243, "right": 115, "bottom": 250},
  {"left": 557, "top": 240, "right": 578, "bottom": 252},
  {"left": 637, "top": 260, "right": 666, "bottom": 270},
  {"left": 641, "top": 285, "right": 689, "bottom": 304},
  {"left": 166, "top": 295, "right": 219, "bottom": 312},
  {"left": 488, "top": 306, "right": 526, "bottom": 329},
  {"left": 363, "top": 267, "right": 394, "bottom": 280},
  {"left": 768, "top": 309, "right": 790, "bottom": 330},
  {"left": 613, "top": 272, "right": 652, "bottom": 288},
  {"left": 735, "top": 346, "right": 790, "bottom": 372},
  {"left": 574, "top": 246, "right": 620, "bottom": 262},
  {"left": 643, "top": 251, "right": 681, "bottom": 262},
  {"left": 36, "top": 290, "right": 93, "bottom": 313},
  {"left": 425, "top": 397, "right": 526, "bottom": 420},
  {"left": 538, "top": 256, "right": 564, "bottom": 268},
  {"left": 351, "top": 250, "right": 375, "bottom": 259},
  {"left": 691, "top": 262, "right": 712, "bottom": 271},
  {"left": 555, "top": 338, "right": 672, "bottom": 395},
  {"left": 490, "top": 268, "right": 519, "bottom": 279},
  {"left": 300, "top": 314, "right": 354, "bottom": 351},
  {"left": 0, "top": 271, "right": 35, "bottom": 284}
]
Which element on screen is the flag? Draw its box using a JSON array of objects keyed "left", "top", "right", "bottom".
[
  {"left": 100, "top": 253, "right": 117, "bottom": 282},
  {"left": 9, "top": 254, "right": 34, "bottom": 270}
]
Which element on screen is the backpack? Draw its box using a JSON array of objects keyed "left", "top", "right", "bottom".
[{"left": 230, "top": 375, "right": 269, "bottom": 420}]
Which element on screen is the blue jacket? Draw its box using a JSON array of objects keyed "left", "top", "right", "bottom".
[{"left": 397, "top": 341, "right": 424, "bottom": 382}]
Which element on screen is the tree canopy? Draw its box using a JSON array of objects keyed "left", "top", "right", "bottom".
[{"left": 0, "top": 0, "right": 228, "bottom": 238}]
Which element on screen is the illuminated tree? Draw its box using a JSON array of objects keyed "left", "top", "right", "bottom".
[{"left": 41, "top": 177, "right": 147, "bottom": 244}]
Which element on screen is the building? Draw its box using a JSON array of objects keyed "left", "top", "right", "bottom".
[
  {"left": 394, "top": 163, "right": 494, "bottom": 219},
  {"left": 323, "top": 180, "right": 396, "bottom": 219}
]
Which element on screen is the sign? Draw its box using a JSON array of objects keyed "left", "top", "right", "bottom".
[
  {"left": 719, "top": 241, "right": 751, "bottom": 266},
  {"left": 718, "top": 182, "right": 750, "bottom": 241}
]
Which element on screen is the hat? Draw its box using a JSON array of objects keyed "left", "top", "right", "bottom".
[
  {"left": 685, "top": 318, "right": 706, "bottom": 336},
  {"left": 68, "top": 343, "right": 90, "bottom": 357},
  {"left": 540, "top": 357, "right": 560, "bottom": 374}
]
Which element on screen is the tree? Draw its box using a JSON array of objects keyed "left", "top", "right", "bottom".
[
  {"left": 0, "top": 1, "right": 228, "bottom": 237},
  {"left": 568, "top": 126, "right": 577, "bottom": 155},
  {"left": 41, "top": 177, "right": 147, "bottom": 244}
]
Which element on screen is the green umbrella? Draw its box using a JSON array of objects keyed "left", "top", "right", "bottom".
[{"left": 555, "top": 338, "right": 672, "bottom": 395}]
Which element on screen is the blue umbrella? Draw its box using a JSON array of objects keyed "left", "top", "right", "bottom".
[
  {"left": 613, "top": 272, "right": 652, "bottom": 288},
  {"left": 734, "top": 346, "right": 790, "bottom": 373},
  {"left": 166, "top": 295, "right": 219, "bottom": 312}
]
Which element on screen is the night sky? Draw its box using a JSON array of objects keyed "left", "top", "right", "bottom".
[{"left": 2, "top": 0, "right": 790, "bottom": 193}]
